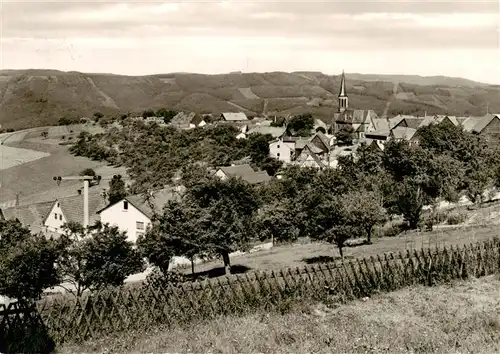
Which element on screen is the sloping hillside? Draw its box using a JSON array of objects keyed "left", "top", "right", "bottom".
[{"left": 1, "top": 69, "right": 499, "bottom": 130}]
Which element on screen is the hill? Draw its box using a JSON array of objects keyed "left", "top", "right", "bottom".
[{"left": 1, "top": 69, "right": 499, "bottom": 130}]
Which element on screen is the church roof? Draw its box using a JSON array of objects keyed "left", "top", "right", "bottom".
[{"left": 335, "top": 109, "right": 378, "bottom": 124}]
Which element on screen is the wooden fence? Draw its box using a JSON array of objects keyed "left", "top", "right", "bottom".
[{"left": 2, "top": 239, "right": 500, "bottom": 345}]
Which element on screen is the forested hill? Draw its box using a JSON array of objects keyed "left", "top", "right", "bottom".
[{"left": 1, "top": 69, "right": 499, "bottom": 130}]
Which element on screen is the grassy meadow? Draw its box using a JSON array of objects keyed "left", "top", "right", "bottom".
[{"left": 58, "top": 274, "right": 500, "bottom": 353}]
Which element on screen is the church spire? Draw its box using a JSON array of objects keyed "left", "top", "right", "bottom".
[
  {"left": 339, "top": 70, "right": 347, "bottom": 97},
  {"left": 338, "top": 70, "right": 348, "bottom": 112}
]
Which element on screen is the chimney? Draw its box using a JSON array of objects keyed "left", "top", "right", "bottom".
[
  {"left": 77, "top": 189, "right": 82, "bottom": 195},
  {"left": 15, "top": 194, "right": 20, "bottom": 207}
]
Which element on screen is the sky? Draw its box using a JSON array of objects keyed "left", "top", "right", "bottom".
[{"left": 1, "top": 0, "right": 500, "bottom": 84}]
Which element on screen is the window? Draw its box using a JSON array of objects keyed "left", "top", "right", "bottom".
[
  {"left": 136, "top": 221, "right": 145, "bottom": 230},
  {"left": 277, "top": 145, "right": 280, "bottom": 149},
  {"left": 57, "top": 202, "right": 60, "bottom": 208},
  {"left": 123, "top": 201, "right": 128, "bottom": 210},
  {"left": 59, "top": 214, "right": 62, "bottom": 221},
  {"left": 54, "top": 213, "right": 57, "bottom": 219},
  {"left": 277, "top": 153, "right": 280, "bottom": 157}
]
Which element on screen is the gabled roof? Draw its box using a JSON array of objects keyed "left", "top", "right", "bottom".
[
  {"left": 313, "top": 118, "right": 328, "bottom": 130},
  {"left": 1, "top": 201, "right": 54, "bottom": 227},
  {"left": 372, "top": 119, "right": 390, "bottom": 132},
  {"left": 221, "top": 112, "right": 248, "bottom": 121},
  {"left": 247, "top": 125, "right": 286, "bottom": 138},
  {"left": 190, "top": 114, "right": 205, "bottom": 126},
  {"left": 296, "top": 145, "right": 326, "bottom": 168},
  {"left": 216, "top": 164, "right": 271, "bottom": 184},
  {"left": 310, "top": 131, "right": 331, "bottom": 151},
  {"left": 54, "top": 193, "right": 107, "bottom": 225},
  {"left": 391, "top": 126, "right": 417, "bottom": 140},
  {"left": 471, "top": 114, "right": 497, "bottom": 134},
  {"left": 171, "top": 112, "right": 196, "bottom": 126},
  {"left": 461, "top": 117, "right": 480, "bottom": 132},
  {"left": 97, "top": 187, "right": 184, "bottom": 220}
]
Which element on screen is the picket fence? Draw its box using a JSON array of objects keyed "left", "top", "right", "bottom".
[{"left": 1, "top": 239, "right": 499, "bottom": 345}]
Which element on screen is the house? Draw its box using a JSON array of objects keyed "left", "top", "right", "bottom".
[
  {"left": 331, "top": 71, "right": 379, "bottom": 139},
  {"left": 97, "top": 187, "right": 184, "bottom": 243},
  {"left": 236, "top": 125, "right": 249, "bottom": 139},
  {"left": 214, "top": 164, "right": 272, "bottom": 185},
  {"left": 0, "top": 192, "right": 107, "bottom": 234},
  {"left": 170, "top": 112, "right": 206, "bottom": 129},
  {"left": 468, "top": 114, "right": 500, "bottom": 145},
  {"left": 294, "top": 143, "right": 326, "bottom": 169},
  {"left": 309, "top": 131, "right": 331, "bottom": 154},
  {"left": 220, "top": 112, "right": 248, "bottom": 122},
  {"left": 269, "top": 138, "right": 295, "bottom": 163},
  {"left": 389, "top": 126, "right": 419, "bottom": 144}
]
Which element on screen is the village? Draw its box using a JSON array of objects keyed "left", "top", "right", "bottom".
[{"left": 2, "top": 71, "right": 500, "bottom": 248}]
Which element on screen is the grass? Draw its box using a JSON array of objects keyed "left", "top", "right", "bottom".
[
  {"left": 180, "top": 223, "right": 499, "bottom": 276},
  {"left": 57, "top": 274, "right": 500, "bottom": 353}
]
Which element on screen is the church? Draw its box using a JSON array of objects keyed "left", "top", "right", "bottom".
[{"left": 331, "top": 71, "right": 379, "bottom": 140}]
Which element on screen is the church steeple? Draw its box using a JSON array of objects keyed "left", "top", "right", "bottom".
[{"left": 338, "top": 70, "right": 348, "bottom": 113}]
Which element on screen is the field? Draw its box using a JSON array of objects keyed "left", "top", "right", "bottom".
[
  {"left": 0, "top": 125, "right": 128, "bottom": 207},
  {"left": 1, "top": 69, "right": 499, "bottom": 130},
  {"left": 179, "top": 223, "right": 499, "bottom": 276},
  {"left": 0, "top": 144, "right": 50, "bottom": 171},
  {"left": 58, "top": 274, "right": 500, "bottom": 353}
]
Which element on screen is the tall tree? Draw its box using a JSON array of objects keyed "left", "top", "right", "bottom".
[
  {"left": 342, "top": 190, "right": 387, "bottom": 244},
  {"left": 138, "top": 199, "right": 205, "bottom": 274},
  {"left": 57, "top": 222, "right": 145, "bottom": 296},
  {"left": 287, "top": 113, "right": 314, "bottom": 136},
  {"left": 108, "top": 174, "right": 127, "bottom": 205},
  {"left": 187, "top": 176, "right": 261, "bottom": 274}
]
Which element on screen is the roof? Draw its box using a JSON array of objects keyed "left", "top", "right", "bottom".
[
  {"left": 391, "top": 127, "right": 417, "bottom": 140},
  {"left": 247, "top": 126, "right": 286, "bottom": 138},
  {"left": 313, "top": 118, "right": 327, "bottom": 130},
  {"left": 403, "top": 118, "right": 425, "bottom": 129},
  {"left": 471, "top": 114, "right": 497, "bottom": 134},
  {"left": 435, "top": 115, "right": 459, "bottom": 126},
  {"left": 372, "top": 119, "right": 390, "bottom": 131},
  {"left": 97, "top": 187, "right": 184, "bottom": 219},
  {"left": 171, "top": 112, "right": 196, "bottom": 126},
  {"left": 461, "top": 117, "right": 479, "bottom": 132},
  {"left": 311, "top": 131, "right": 331, "bottom": 150},
  {"left": 335, "top": 109, "right": 377, "bottom": 124},
  {"left": 190, "top": 114, "right": 205, "bottom": 126},
  {"left": 1, "top": 201, "right": 54, "bottom": 227},
  {"left": 216, "top": 164, "right": 271, "bottom": 184},
  {"left": 296, "top": 145, "right": 326, "bottom": 168},
  {"left": 221, "top": 112, "right": 248, "bottom": 121},
  {"left": 365, "top": 130, "right": 390, "bottom": 138},
  {"left": 388, "top": 115, "right": 407, "bottom": 129},
  {"left": 56, "top": 192, "right": 107, "bottom": 225}
]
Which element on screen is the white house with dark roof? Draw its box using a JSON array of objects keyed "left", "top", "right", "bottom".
[
  {"left": 0, "top": 192, "right": 107, "bottom": 235},
  {"left": 97, "top": 187, "right": 184, "bottom": 243}
]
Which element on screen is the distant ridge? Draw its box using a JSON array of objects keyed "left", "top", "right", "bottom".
[{"left": 0, "top": 69, "right": 498, "bottom": 130}]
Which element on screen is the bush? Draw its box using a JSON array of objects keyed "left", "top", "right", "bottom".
[
  {"left": 446, "top": 210, "right": 468, "bottom": 225},
  {"left": 376, "top": 221, "right": 407, "bottom": 238},
  {"left": 144, "top": 268, "right": 189, "bottom": 289}
]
